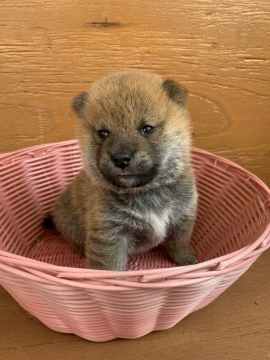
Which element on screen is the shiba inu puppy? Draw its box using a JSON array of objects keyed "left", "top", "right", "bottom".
[{"left": 45, "top": 70, "right": 198, "bottom": 270}]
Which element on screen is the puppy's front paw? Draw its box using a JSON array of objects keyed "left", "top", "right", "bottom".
[{"left": 171, "top": 249, "right": 198, "bottom": 266}]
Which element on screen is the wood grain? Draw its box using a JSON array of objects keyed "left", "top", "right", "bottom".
[
  {"left": 0, "top": 0, "right": 269, "bottom": 184},
  {"left": 0, "top": 250, "right": 269, "bottom": 360}
]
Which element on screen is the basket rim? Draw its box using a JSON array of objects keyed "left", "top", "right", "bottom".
[
  {"left": 0, "top": 139, "right": 269, "bottom": 192},
  {"left": 0, "top": 140, "right": 269, "bottom": 285}
]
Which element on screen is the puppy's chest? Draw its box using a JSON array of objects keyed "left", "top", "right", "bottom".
[
  {"left": 144, "top": 210, "right": 171, "bottom": 240},
  {"left": 111, "top": 195, "right": 176, "bottom": 241},
  {"left": 127, "top": 206, "right": 172, "bottom": 242}
]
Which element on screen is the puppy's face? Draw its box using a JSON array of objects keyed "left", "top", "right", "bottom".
[{"left": 73, "top": 71, "right": 191, "bottom": 191}]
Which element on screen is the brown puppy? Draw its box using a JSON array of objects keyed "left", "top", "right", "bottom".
[{"left": 48, "top": 70, "right": 198, "bottom": 270}]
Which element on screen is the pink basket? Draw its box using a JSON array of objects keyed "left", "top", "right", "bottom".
[{"left": 0, "top": 140, "right": 269, "bottom": 342}]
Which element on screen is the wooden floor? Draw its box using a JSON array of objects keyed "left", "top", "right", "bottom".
[{"left": 0, "top": 251, "right": 269, "bottom": 360}]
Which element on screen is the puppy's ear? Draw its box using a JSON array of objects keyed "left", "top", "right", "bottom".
[
  {"left": 72, "top": 91, "right": 89, "bottom": 116},
  {"left": 162, "top": 79, "right": 188, "bottom": 106}
]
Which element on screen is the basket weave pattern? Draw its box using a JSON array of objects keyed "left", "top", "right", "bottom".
[{"left": 0, "top": 140, "right": 269, "bottom": 341}]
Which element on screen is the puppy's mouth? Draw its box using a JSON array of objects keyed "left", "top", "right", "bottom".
[{"left": 101, "top": 169, "right": 158, "bottom": 188}]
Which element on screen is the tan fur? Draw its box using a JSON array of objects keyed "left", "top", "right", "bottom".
[{"left": 49, "top": 70, "right": 198, "bottom": 270}]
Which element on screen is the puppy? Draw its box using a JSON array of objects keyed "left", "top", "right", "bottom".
[{"left": 47, "top": 70, "right": 198, "bottom": 270}]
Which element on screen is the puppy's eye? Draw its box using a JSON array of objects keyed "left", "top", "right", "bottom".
[
  {"left": 141, "top": 125, "right": 155, "bottom": 135},
  {"left": 98, "top": 129, "right": 110, "bottom": 138}
]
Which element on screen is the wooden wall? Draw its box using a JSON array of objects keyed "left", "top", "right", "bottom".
[{"left": 0, "top": 0, "right": 269, "bottom": 184}]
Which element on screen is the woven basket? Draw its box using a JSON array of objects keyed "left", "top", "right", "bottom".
[{"left": 0, "top": 140, "right": 269, "bottom": 342}]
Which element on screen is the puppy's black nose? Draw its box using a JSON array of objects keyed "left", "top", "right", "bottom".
[{"left": 111, "top": 152, "right": 132, "bottom": 169}]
